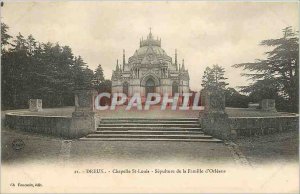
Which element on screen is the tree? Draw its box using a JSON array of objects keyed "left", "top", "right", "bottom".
[
  {"left": 27, "top": 34, "right": 38, "bottom": 55},
  {"left": 240, "top": 78, "right": 279, "bottom": 102},
  {"left": 1, "top": 25, "right": 95, "bottom": 109},
  {"left": 201, "top": 64, "right": 228, "bottom": 90},
  {"left": 97, "top": 79, "right": 112, "bottom": 106},
  {"left": 233, "top": 26, "right": 299, "bottom": 112},
  {"left": 12, "top": 33, "right": 28, "bottom": 52},
  {"left": 94, "top": 64, "right": 105, "bottom": 82},
  {"left": 99, "top": 79, "right": 112, "bottom": 93},
  {"left": 72, "top": 56, "right": 93, "bottom": 89},
  {"left": 2, "top": 32, "right": 31, "bottom": 108},
  {"left": 225, "top": 87, "right": 249, "bottom": 108},
  {"left": 93, "top": 64, "right": 105, "bottom": 92},
  {"left": 1, "top": 22, "right": 12, "bottom": 53}
]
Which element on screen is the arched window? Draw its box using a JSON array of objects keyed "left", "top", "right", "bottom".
[
  {"left": 145, "top": 78, "right": 155, "bottom": 96},
  {"left": 172, "top": 82, "right": 179, "bottom": 96},
  {"left": 123, "top": 82, "right": 129, "bottom": 96}
]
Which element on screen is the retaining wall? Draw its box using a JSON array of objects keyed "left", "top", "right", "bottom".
[
  {"left": 229, "top": 115, "right": 299, "bottom": 137},
  {"left": 5, "top": 112, "right": 299, "bottom": 139},
  {"left": 5, "top": 113, "right": 72, "bottom": 138}
]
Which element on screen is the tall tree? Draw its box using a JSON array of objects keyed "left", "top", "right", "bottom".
[
  {"left": 27, "top": 34, "right": 37, "bottom": 55},
  {"left": 201, "top": 64, "right": 228, "bottom": 90},
  {"left": 93, "top": 64, "right": 105, "bottom": 92},
  {"left": 72, "top": 56, "right": 92, "bottom": 89},
  {"left": 94, "top": 64, "right": 105, "bottom": 83},
  {"left": 233, "top": 26, "right": 299, "bottom": 112},
  {"left": 12, "top": 33, "right": 28, "bottom": 52},
  {"left": 1, "top": 25, "right": 95, "bottom": 109},
  {"left": 225, "top": 87, "right": 249, "bottom": 108},
  {"left": 2, "top": 32, "right": 31, "bottom": 107},
  {"left": 1, "top": 22, "right": 12, "bottom": 53}
]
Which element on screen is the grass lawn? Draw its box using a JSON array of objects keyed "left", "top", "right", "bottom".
[{"left": 234, "top": 130, "right": 299, "bottom": 165}]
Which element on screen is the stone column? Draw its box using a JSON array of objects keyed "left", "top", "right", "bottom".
[
  {"left": 199, "top": 88, "right": 233, "bottom": 140},
  {"left": 69, "top": 89, "right": 98, "bottom": 138}
]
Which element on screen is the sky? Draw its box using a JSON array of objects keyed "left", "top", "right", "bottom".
[{"left": 1, "top": 1, "right": 299, "bottom": 91}]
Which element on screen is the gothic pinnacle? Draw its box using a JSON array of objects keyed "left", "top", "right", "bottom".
[
  {"left": 175, "top": 49, "right": 178, "bottom": 70},
  {"left": 123, "top": 49, "right": 125, "bottom": 65},
  {"left": 116, "top": 59, "right": 119, "bottom": 71}
]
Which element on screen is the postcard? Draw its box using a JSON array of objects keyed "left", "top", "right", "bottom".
[{"left": 1, "top": 1, "right": 299, "bottom": 193}]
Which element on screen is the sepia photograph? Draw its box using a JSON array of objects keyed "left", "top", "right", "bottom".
[{"left": 1, "top": 1, "right": 299, "bottom": 193}]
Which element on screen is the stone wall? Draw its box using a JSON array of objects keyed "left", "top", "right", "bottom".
[
  {"left": 5, "top": 113, "right": 72, "bottom": 138},
  {"left": 5, "top": 89, "right": 98, "bottom": 139},
  {"left": 229, "top": 115, "right": 298, "bottom": 137}
]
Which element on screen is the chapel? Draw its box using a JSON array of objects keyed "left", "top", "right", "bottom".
[{"left": 111, "top": 30, "right": 190, "bottom": 97}]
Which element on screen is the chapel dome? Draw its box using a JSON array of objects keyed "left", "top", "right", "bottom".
[
  {"left": 134, "top": 46, "right": 167, "bottom": 57},
  {"left": 128, "top": 30, "right": 172, "bottom": 66}
]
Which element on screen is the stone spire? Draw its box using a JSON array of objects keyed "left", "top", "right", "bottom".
[
  {"left": 140, "top": 28, "right": 161, "bottom": 47},
  {"left": 175, "top": 49, "right": 178, "bottom": 70},
  {"left": 123, "top": 49, "right": 125, "bottom": 71},
  {"left": 116, "top": 59, "right": 119, "bottom": 71},
  {"left": 148, "top": 27, "right": 153, "bottom": 39},
  {"left": 182, "top": 59, "right": 185, "bottom": 71}
]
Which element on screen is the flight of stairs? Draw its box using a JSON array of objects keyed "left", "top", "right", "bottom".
[{"left": 79, "top": 118, "right": 222, "bottom": 142}]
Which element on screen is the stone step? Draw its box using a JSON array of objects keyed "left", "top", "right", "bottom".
[
  {"left": 100, "top": 120, "right": 199, "bottom": 124},
  {"left": 85, "top": 134, "right": 212, "bottom": 139},
  {"left": 100, "top": 118, "right": 199, "bottom": 121},
  {"left": 95, "top": 130, "right": 204, "bottom": 135},
  {"left": 97, "top": 127, "right": 202, "bottom": 131},
  {"left": 79, "top": 118, "right": 221, "bottom": 143},
  {"left": 98, "top": 123, "right": 200, "bottom": 128},
  {"left": 79, "top": 137, "right": 222, "bottom": 143}
]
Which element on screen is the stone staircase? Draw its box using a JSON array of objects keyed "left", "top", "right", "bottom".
[{"left": 79, "top": 118, "right": 222, "bottom": 142}]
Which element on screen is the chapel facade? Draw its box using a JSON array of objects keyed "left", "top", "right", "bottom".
[{"left": 111, "top": 30, "right": 190, "bottom": 97}]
